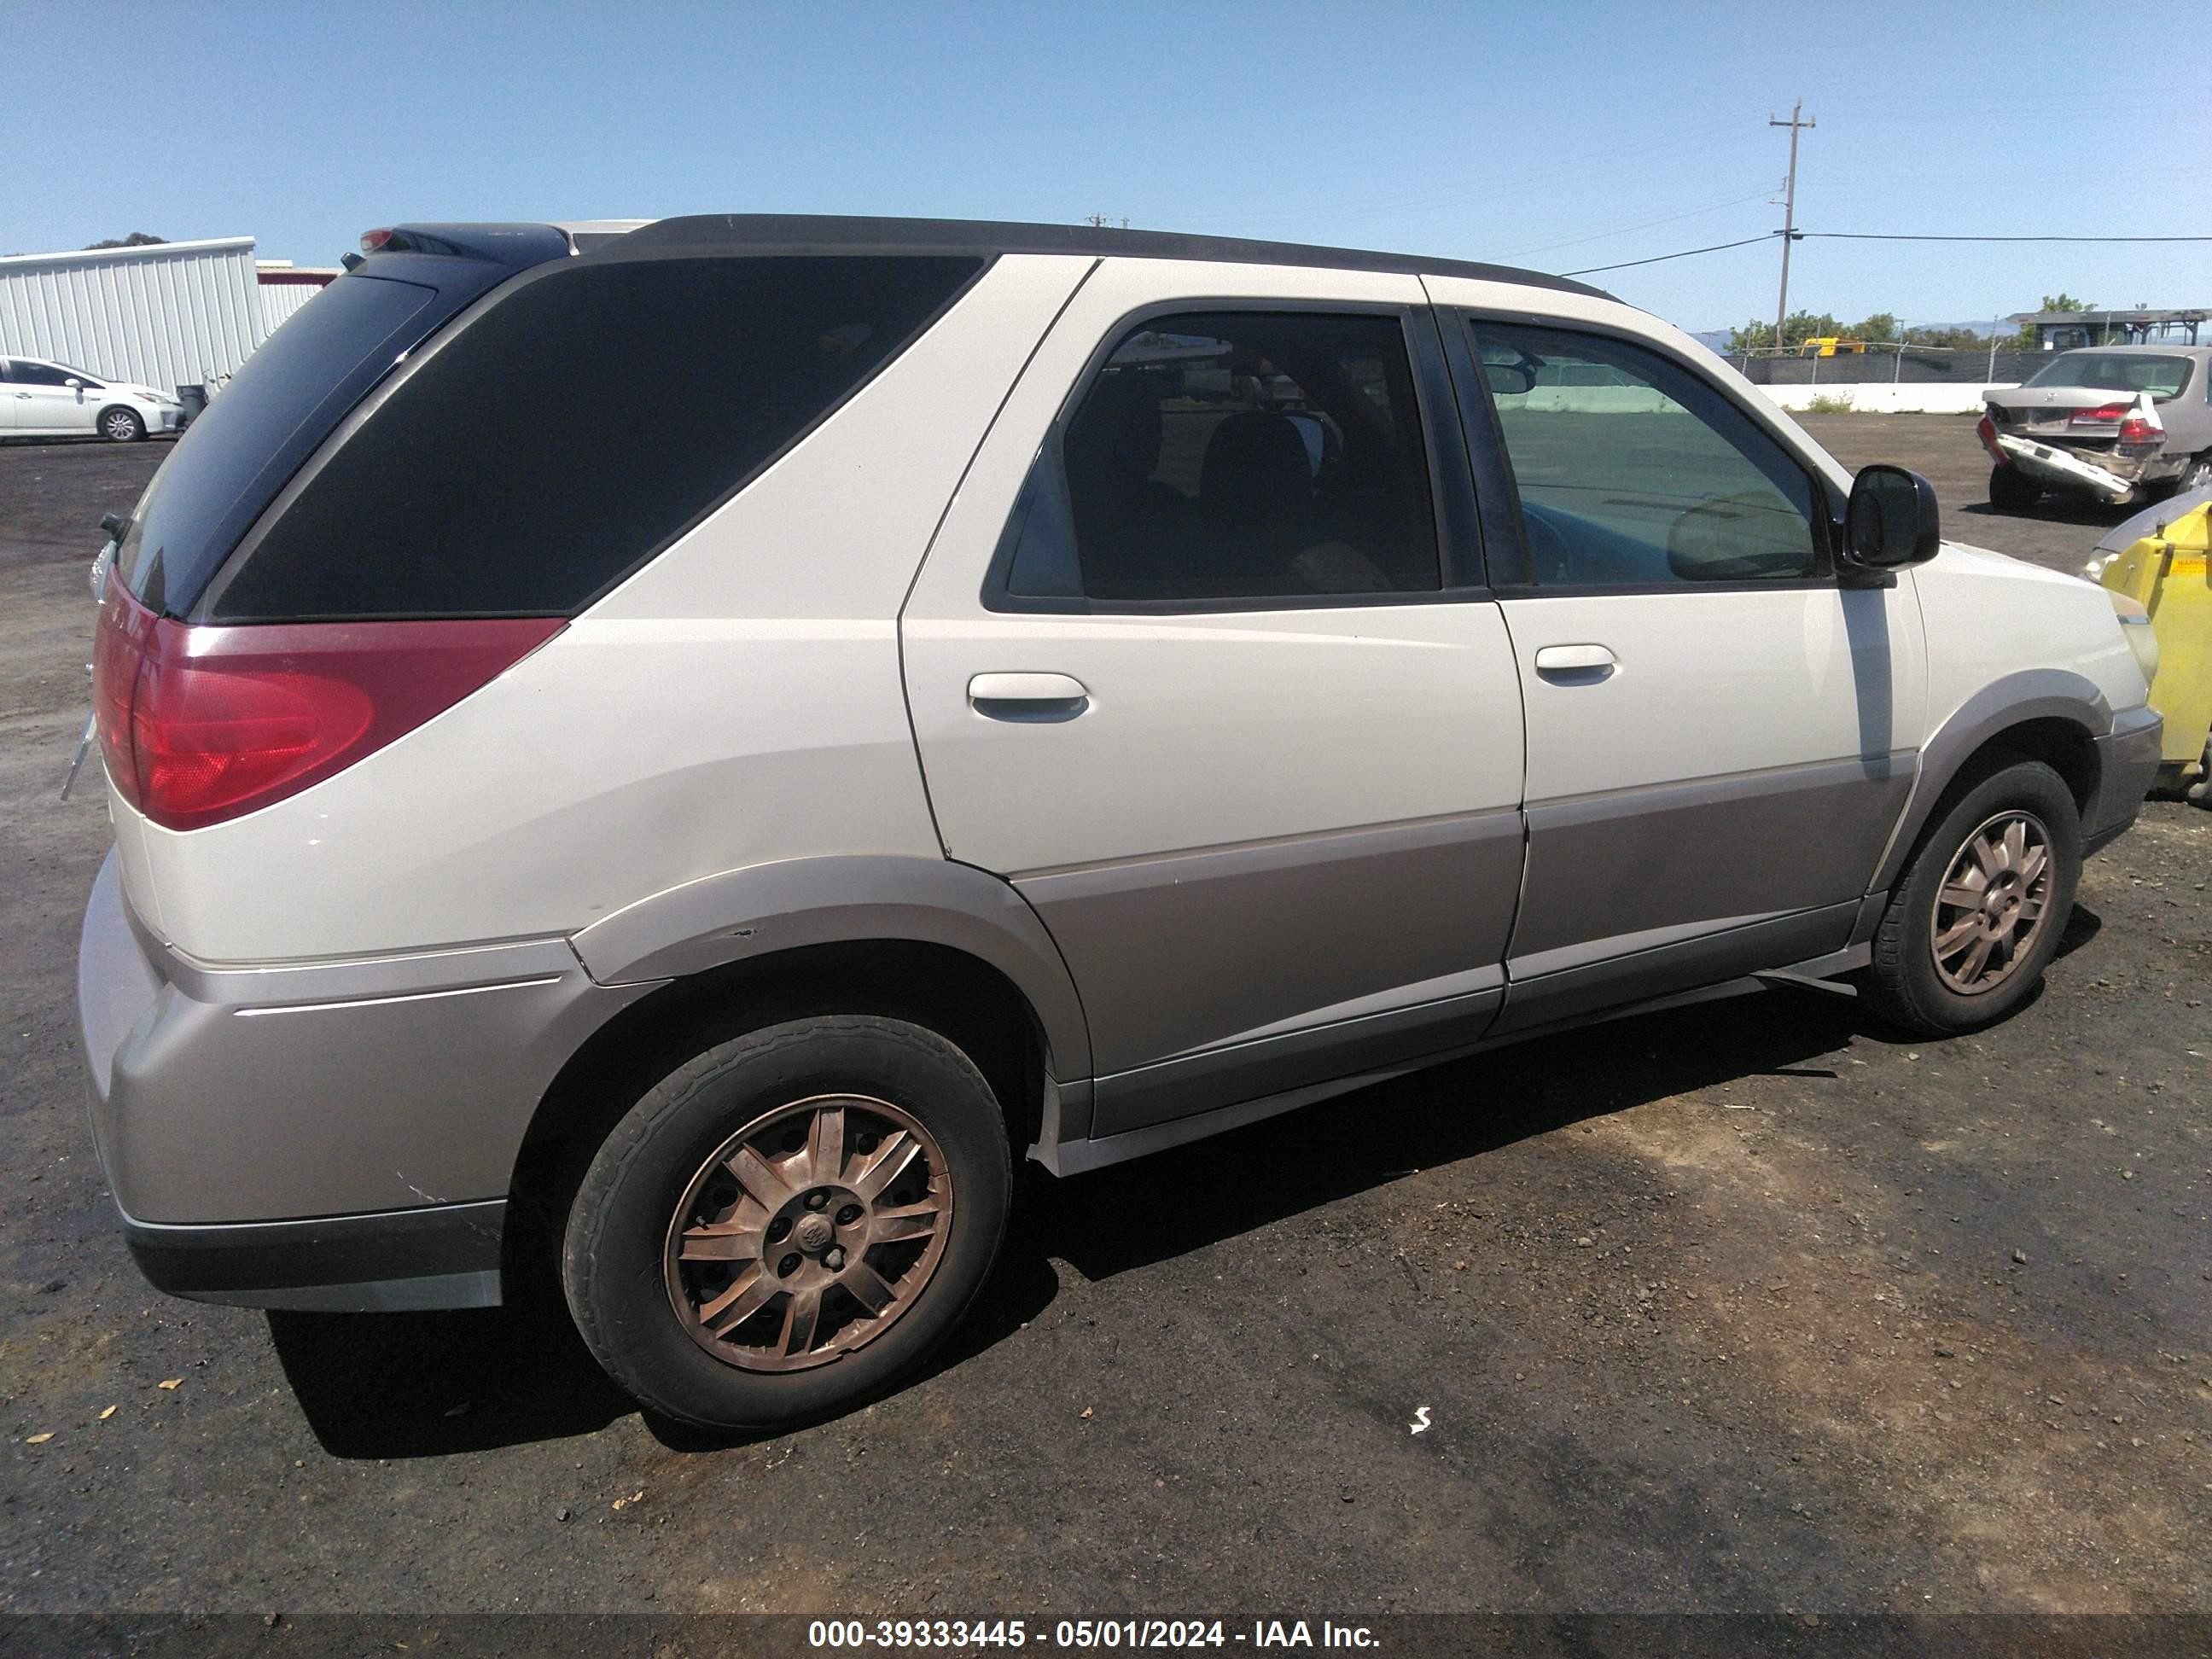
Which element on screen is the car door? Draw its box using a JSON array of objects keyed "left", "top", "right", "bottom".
[
  {"left": 1433, "top": 306, "right": 1925, "bottom": 1033},
  {"left": 0, "top": 361, "right": 16, "bottom": 430},
  {"left": 8, "top": 359, "right": 97, "bottom": 434},
  {"left": 902, "top": 260, "right": 1527, "bottom": 1140}
]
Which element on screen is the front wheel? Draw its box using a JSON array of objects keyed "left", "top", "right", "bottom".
[
  {"left": 1864, "top": 757, "right": 2081, "bottom": 1035},
  {"left": 562, "top": 1015, "right": 1011, "bottom": 1430},
  {"left": 1988, "top": 462, "right": 2040, "bottom": 512},
  {"left": 99, "top": 406, "right": 145, "bottom": 443}
]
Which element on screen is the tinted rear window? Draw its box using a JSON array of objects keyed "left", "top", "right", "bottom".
[
  {"left": 207, "top": 254, "right": 983, "bottom": 621},
  {"left": 114, "top": 275, "right": 443, "bottom": 612},
  {"left": 2024, "top": 352, "right": 2193, "bottom": 401}
]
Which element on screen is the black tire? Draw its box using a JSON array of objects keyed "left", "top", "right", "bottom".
[
  {"left": 1864, "top": 756, "right": 2081, "bottom": 1036},
  {"left": 562, "top": 1015, "right": 1011, "bottom": 1430},
  {"left": 98, "top": 405, "right": 144, "bottom": 443},
  {"left": 1988, "top": 462, "right": 2040, "bottom": 512},
  {"left": 2173, "top": 452, "right": 2212, "bottom": 495}
]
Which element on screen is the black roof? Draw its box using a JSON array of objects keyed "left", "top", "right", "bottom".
[{"left": 611, "top": 213, "right": 1611, "bottom": 300}]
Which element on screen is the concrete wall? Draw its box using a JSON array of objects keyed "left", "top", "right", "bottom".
[
  {"left": 0, "top": 237, "right": 265, "bottom": 394},
  {"left": 1760, "top": 382, "right": 2011, "bottom": 415},
  {"left": 1505, "top": 382, "right": 2011, "bottom": 416}
]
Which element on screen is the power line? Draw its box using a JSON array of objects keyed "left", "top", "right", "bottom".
[
  {"left": 1562, "top": 234, "right": 1777, "bottom": 276},
  {"left": 1802, "top": 232, "right": 2212, "bottom": 243},
  {"left": 1560, "top": 228, "right": 2212, "bottom": 277}
]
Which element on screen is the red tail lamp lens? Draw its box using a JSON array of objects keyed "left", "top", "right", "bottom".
[
  {"left": 2069, "top": 403, "right": 2129, "bottom": 426},
  {"left": 91, "top": 584, "right": 562, "bottom": 831}
]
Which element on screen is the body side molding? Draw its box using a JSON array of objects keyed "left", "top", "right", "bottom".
[
  {"left": 1869, "top": 672, "right": 2115, "bottom": 894},
  {"left": 568, "top": 853, "right": 1095, "bottom": 1085}
]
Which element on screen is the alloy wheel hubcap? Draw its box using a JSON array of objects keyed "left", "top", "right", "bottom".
[
  {"left": 105, "top": 414, "right": 134, "bottom": 439},
  {"left": 663, "top": 1093, "right": 952, "bottom": 1372},
  {"left": 1930, "top": 809, "right": 2052, "bottom": 994}
]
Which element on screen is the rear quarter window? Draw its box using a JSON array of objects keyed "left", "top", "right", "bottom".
[{"left": 207, "top": 253, "right": 983, "bottom": 621}]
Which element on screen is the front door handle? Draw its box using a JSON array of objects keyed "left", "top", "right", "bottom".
[
  {"left": 1533, "top": 643, "right": 1617, "bottom": 681},
  {"left": 968, "top": 672, "right": 1091, "bottom": 723}
]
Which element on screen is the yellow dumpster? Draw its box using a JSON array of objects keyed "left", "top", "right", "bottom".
[{"left": 2088, "top": 497, "right": 2212, "bottom": 800}]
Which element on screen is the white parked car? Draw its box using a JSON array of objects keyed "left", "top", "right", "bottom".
[
  {"left": 3, "top": 354, "right": 184, "bottom": 440},
  {"left": 76, "top": 218, "right": 2162, "bottom": 1430}
]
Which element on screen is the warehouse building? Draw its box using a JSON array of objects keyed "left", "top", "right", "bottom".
[
  {"left": 0, "top": 236, "right": 298, "bottom": 400},
  {"left": 255, "top": 260, "right": 341, "bottom": 334}
]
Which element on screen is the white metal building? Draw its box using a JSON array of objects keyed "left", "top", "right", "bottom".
[
  {"left": 0, "top": 236, "right": 267, "bottom": 396},
  {"left": 257, "top": 262, "right": 341, "bottom": 335}
]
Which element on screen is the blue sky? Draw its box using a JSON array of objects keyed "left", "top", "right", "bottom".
[{"left": 10, "top": 2, "right": 2208, "bottom": 335}]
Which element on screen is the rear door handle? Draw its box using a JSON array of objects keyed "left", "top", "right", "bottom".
[
  {"left": 968, "top": 672, "right": 1091, "bottom": 722},
  {"left": 1533, "top": 643, "right": 1616, "bottom": 680}
]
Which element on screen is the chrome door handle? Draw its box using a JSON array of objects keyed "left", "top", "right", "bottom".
[
  {"left": 1533, "top": 643, "right": 1616, "bottom": 681},
  {"left": 968, "top": 672, "right": 1090, "bottom": 722}
]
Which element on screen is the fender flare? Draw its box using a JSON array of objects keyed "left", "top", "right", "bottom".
[
  {"left": 568, "top": 854, "right": 1093, "bottom": 1082},
  {"left": 1871, "top": 670, "right": 2112, "bottom": 893}
]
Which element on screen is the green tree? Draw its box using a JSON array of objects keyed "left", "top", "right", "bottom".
[
  {"left": 1726, "top": 310, "right": 1843, "bottom": 352},
  {"left": 84, "top": 232, "right": 166, "bottom": 250},
  {"left": 1902, "top": 323, "right": 1985, "bottom": 349},
  {"left": 1848, "top": 311, "right": 1899, "bottom": 344}
]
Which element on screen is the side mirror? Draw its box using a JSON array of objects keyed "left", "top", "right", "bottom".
[
  {"left": 65, "top": 377, "right": 84, "bottom": 389},
  {"left": 1842, "top": 464, "right": 1940, "bottom": 574}
]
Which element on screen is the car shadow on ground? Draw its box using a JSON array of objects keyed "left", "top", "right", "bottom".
[{"left": 269, "top": 910, "right": 2108, "bottom": 1461}]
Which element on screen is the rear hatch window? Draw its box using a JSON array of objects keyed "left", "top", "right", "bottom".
[
  {"left": 201, "top": 253, "right": 984, "bottom": 622},
  {"left": 114, "top": 274, "right": 446, "bottom": 614}
]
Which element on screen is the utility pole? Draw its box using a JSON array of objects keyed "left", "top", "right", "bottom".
[{"left": 1770, "top": 100, "right": 1813, "bottom": 352}]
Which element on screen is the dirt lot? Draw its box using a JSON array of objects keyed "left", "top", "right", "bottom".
[{"left": 1, "top": 417, "right": 2207, "bottom": 1628}]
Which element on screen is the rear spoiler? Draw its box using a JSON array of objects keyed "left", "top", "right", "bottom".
[{"left": 341, "top": 221, "right": 647, "bottom": 272}]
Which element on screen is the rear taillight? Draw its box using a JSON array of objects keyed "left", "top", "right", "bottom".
[
  {"left": 90, "top": 584, "right": 561, "bottom": 830},
  {"left": 1976, "top": 412, "right": 2003, "bottom": 462},
  {"left": 2117, "top": 411, "right": 2161, "bottom": 449},
  {"left": 2069, "top": 402, "right": 2129, "bottom": 426}
]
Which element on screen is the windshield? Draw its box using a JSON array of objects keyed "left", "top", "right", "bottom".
[
  {"left": 2025, "top": 352, "right": 2194, "bottom": 402},
  {"left": 112, "top": 274, "right": 439, "bottom": 613}
]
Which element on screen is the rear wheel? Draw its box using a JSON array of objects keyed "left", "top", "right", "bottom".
[
  {"left": 2173, "top": 452, "right": 2212, "bottom": 494},
  {"left": 1865, "top": 758, "right": 2081, "bottom": 1035},
  {"left": 99, "top": 405, "right": 144, "bottom": 443},
  {"left": 562, "top": 1015, "right": 1011, "bottom": 1429},
  {"left": 1988, "top": 463, "right": 2040, "bottom": 512}
]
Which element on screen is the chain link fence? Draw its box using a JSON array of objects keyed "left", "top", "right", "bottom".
[{"left": 1729, "top": 345, "right": 2037, "bottom": 386}]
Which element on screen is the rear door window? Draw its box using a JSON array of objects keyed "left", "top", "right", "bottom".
[
  {"left": 207, "top": 254, "right": 983, "bottom": 621},
  {"left": 999, "top": 310, "right": 1440, "bottom": 606}
]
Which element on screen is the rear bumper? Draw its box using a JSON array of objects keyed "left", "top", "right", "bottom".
[
  {"left": 1993, "top": 433, "right": 2141, "bottom": 503},
  {"left": 2085, "top": 704, "right": 2164, "bottom": 854},
  {"left": 122, "top": 1199, "right": 506, "bottom": 1312},
  {"left": 76, "top": 850, "right": 653, "bottom": 1310}
]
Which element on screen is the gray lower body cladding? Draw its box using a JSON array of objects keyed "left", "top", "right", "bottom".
[
  {"left": 77, "top": 853, "right": 652, "bottom": 1309},
  {"left": 1014, "top": 808, "right": 1524, "bottom": 1080},
  {"left": 2084, "top": 704, "right": 2163, "bottom": 852},
  {"left": 121, "top": 1201, "right": 506, "bottom": 1313}
]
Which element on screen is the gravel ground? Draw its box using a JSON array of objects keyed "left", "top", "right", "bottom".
[{"left": 1, "top": 419, "right": 2207, "bottom": 1625}]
